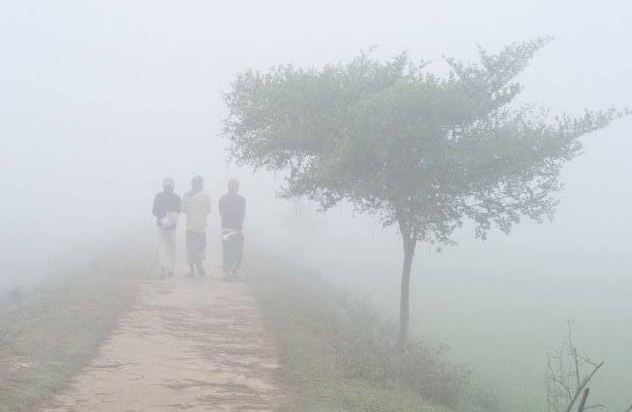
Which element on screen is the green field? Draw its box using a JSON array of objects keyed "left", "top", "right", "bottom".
[
  {"left": 246, "top": 254, "right": 498, "bottom": 412},
  {"left": 0, "top": 245, "right": 148, "bottom": 412}
]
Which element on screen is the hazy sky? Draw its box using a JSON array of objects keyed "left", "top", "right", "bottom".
[
  {"left": 1, "top": 0, "right": 630, "bottom": 282},
  {"left": 1, "top": 1, "right": 631, "bottom": 409}
]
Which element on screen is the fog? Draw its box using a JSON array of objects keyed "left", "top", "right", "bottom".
[{"left": 1, "top": 1, "right": 631, "bottom": 410}]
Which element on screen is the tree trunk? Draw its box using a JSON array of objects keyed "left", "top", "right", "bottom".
[
  {"left": 576, "top": 388, "right": 589, "bottom": 412},
  {"left": 399, "top": 233, "right": 417, "bottom": 346}
]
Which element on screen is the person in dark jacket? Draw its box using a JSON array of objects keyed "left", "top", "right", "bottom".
[
  {"left": 152, "top": 177, "right": 181, "bottom": 278},
  {"left": 219, "top": 178, "right": 246, "bottom": 280}
]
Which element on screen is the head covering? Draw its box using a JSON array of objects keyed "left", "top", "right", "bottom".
[
  {"left": 163, "top": 177, "right": 175, "bottom": 192},
  {"left": 191, "top": 175, "right": 204, "bottom": 192},
  {"left": 228, "top": 178, "right": 240, "bottom": 193}
]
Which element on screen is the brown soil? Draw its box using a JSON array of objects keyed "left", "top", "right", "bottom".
[{"left": 42, "top": 273, "right": 286, "bottom": 411}]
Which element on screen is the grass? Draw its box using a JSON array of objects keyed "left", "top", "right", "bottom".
[
  {"left": 0, "top": 242, "right": 149, "bottom": 412},
  {"left": 246, "top": 254, "right": 493, "bottom": 412}
]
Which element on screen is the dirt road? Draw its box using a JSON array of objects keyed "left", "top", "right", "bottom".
[{"left": 43, "top": 274, "right": 286, "bottom": 411}]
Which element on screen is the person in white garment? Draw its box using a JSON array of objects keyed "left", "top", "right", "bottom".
[
  {"left": 152, "top": 177, "right": 181, "bottom": 278},
  {"left": 182, "top": 175, "right": 211, "bottom": 277}
]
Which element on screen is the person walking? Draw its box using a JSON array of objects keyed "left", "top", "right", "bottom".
[
  {"left": 183, "top": 175, "right": 211, "bottom": 277},
  {"left": 152, "top": 177, "right": 181, "bottom": 279},
  {"left": 219, "top": 178, "right": 246, "bottom": 280}
]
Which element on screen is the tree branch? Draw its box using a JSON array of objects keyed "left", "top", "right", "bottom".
[{"left": 564, "top": 362, "right": 604, "bottom": 412}]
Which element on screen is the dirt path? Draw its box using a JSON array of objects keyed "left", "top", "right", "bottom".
[{"left": 43, "top": 274, "right": 286, "bottom": 411}]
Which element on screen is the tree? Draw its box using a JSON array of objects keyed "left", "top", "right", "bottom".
[
  {"left": 222, "top": 38, "right": 628, "bottom": 344},
  {"left": 546, "top": 321, "right": 605, "bottom": 412},
  {"left": 546, "top": 321, "right": 632, "bottom": 412}
]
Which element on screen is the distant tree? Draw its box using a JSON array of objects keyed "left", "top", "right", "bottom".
[{"left": 222, "top": 38, "right": 628, "bottom": 344}]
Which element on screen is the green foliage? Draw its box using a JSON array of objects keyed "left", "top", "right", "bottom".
[
  {"left": 223, "top": 38, "right": 628, "bottom": 244},
  {"left": 0, "top": 244, "right": 148, "bottom": 411},
  {"left": 246, "top": 255, "right": 491, "bottom": 412}
]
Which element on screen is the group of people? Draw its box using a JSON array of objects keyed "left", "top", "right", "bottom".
[{"left": 152, "top": 176, "right": 246, "bottom": 280}]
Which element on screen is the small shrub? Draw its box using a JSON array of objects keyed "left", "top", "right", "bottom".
[{"left": 249, "top": 256, "right": 497, "bottom": 412}]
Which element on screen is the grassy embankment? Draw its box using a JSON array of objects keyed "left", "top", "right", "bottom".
[
  {"left": 0, "top": 242, "right": 149, "bottom": 412},
  {"left": 247, "top": 254, "right": 495, "bottom": 412}
]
